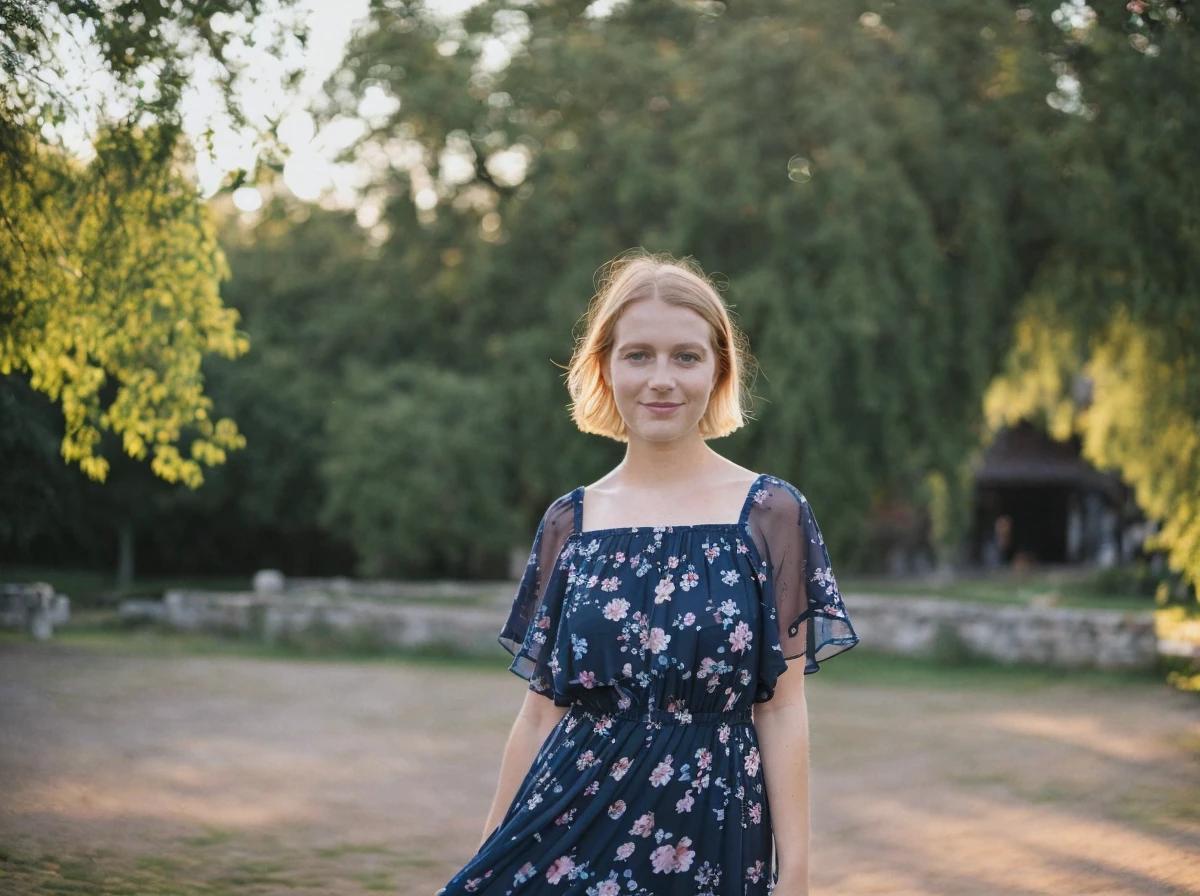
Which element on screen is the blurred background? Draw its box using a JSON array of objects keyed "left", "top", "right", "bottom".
[{"left": 1, "top": 1, "right": 1198, "bottom": 894}]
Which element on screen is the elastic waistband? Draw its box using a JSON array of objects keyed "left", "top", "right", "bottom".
[{"left": 572, "top": 704, "right": 753, "bottom": 726}]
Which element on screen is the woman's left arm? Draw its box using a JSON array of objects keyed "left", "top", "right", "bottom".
[{"left": 753, "top": 662, "right": 811, "bottom": 896}]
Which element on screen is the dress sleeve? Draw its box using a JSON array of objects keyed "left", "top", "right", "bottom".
[
  {"left": 497, "top": 492, "right": 577, "bottom": 701},
  {"left": 747, "top": 476, "right": 859, "bottom": 701}
]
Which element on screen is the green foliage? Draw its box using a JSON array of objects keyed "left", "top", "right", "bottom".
[
  {"left": 0, "top": 1, "right": 305, "bottom": 487},
  {"left": 5, "top": 0, "right": 1197, "bottom": 590},
  {"left": 0, "top": 128, "right": 248, "bottom": 486},
  {"left": 319, "top": 359, "right": 519, "bottom": 577},
  {"left": 311, "top": 0, "right": 1197, "bottom": 588},
  {"left": 325, "top": 0, "right": 1067, "bottom": 569}
]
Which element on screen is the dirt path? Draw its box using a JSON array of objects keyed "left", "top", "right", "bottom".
[{"left": 1, "top": 637, "right": 1197, "bottom": 895}]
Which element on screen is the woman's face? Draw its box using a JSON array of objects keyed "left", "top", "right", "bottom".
[{"left": 605, "top": 297, "right": 720, "bottom": 443}]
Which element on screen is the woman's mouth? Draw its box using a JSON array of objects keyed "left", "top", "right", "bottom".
[{"left": 643, "top": 402, "right": 682, "bottom": 415}]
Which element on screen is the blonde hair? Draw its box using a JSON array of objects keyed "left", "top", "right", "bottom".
[{"left": 565, "top": 249, "right": 757, "bottom": 442}]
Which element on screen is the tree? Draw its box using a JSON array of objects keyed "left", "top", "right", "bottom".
[
  {"left": 324, "top": 0, "right": 1197, "bottom": 592},
  {"left": 0, "top": 0, "right": 304, "bottom": 486}
]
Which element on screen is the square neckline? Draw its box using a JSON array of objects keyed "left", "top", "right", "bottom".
[{"left": 572, "top": 472, "right": 767, "bottom": 540}]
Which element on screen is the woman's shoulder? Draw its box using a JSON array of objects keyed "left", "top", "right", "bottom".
[
  {"left": 540, "top": 489, "right": 579, "bottom": 529},
  {"left": 748, "top": 473, "right": 808, "bottom": 521}
]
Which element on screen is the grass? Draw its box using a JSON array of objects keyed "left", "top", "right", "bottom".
[
  {"left": 0, "top": 610, "right": 506, "bottom": 673},
  {"left": 0, "top": 838, "right": 419, "bottom": 895}
]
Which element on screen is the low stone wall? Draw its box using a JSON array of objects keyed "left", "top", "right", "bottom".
[
  {"left": 116, "top": 585, "right": 1167, "bottom": 672},
  {"left": 1, "top": 583, "right": 71, "bottom": 639},
  {"left": 122, "top": 589, "right": 503, "bottom": 655},
  {"left": 845, "top": 594, "right": 1159, "bottom": 671}
]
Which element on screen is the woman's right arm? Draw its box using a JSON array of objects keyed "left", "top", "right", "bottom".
[{"left": 477, "top": 691, "right": 569, "bottom": 849}]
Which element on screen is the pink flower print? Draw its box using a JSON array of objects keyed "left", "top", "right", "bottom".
[
  {"left": 728, "top": 620, "right": 753, "bottom": 653},
  {"left": 614, "top": 550, "right": 625, "bottom": 563},
  {"left": 586, "top": 574, "right": 599, "bottom": 589},
  {"left": 694, "top": 747, "right": 713, "bottom": 771},
  {"left": 600, "top": 575, "right": 621, "bottom": 592},
  {"left": 719, "top": 598, "right": 739, "bottom": 619},
  {"left": 744, "top": 745, "right": 761, "bottom": 777},
  {"left": 680, "top": 570, "right": 700, "bottom": 591},
  {"left": 615, "top": 842, "right": 636, "bottom": 861},
  {"left": 736, "top": 540, "right": 749, "bottom": 554},
  {"left": 650, "top": 836, "right": 695, "bottom": 874},
  {"left": 578, "top": 670, "right": 597, "bottom": 688},
  {"left": 610, "top": 756, "right": 633, "bottom": 781},
  {"left": 811, "top": 565, "right": 839, "bottom": 598},
  {"left": 746, "top": 859, "right": 767, "bottom": 883},
  {"left": 576, "top": 749, "right": 598, "bottom": 771},
  {"left": 748, "top": 801, "right": 762, "bottom": 824},
  {"left": 753, "top": 485, "right": 769, "bottom": 505},
  {"left": 554, "top": 807, "right": 576, "bottom": 826},
  {"left": 603, "top": 597, "right": 630, "bottom": 621},
  {"left": 654, "top": 575, "right": 675, "bottom": 604},
  {"left": 675, "top": 790, "right": 695, "bottom": 813},
  {"left": 720, "top": 568, "right": 741, "bottom": 586},
  {"left": 674, "top": 837, "right": 696, "bottom": 871},
  {"left": 629, "top": 811, "right": 655, "bottom": 837},
  {"left": 649, "top": 754, "right": 675, "bottom": 787},
  {"left": 514, "top": 862, "right": 535, "bottom": 884},
  {"left": 607, "top": 800, "right": 627, "bottom": 820},
  {"left": 704, "top": 545, "right": 720, "bottom": 562},
  {"left": 757, "top": 570, "right": 768, "bottom": 584},
  {"left": 545, "top": 854, "right": 576, "bottom": 884},
  {"left": 584, "top": 780, "right": 600, "bottom": 796},
  {"left": 666, "top": 555, "right": 680, "bottom": 569},
  {"left": 643, "top": 626, "right": 671, "bottom": 653},
  {"left": 596, "top": 879, "right": 622, "bottom": 896},
  {"left": 718, "top": 723, "right": 731, "bottom": 744},
  {"left": 696, "top": 656, "right": 717, "bottom": 679},
  {"left": 682, "top": 611, "right": 696, "bottom": 626}
]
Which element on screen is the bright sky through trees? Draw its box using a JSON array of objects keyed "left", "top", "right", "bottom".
[{"left": 43, "top": 0, "right": 490, "bottom": 207}]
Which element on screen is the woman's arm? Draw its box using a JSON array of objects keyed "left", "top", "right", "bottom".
[
  {"left": 477, "top": 691, "right": 569, "bottom": 849},
  {"left": 753, "top": 661, "right": 811, "bottom": 896}
]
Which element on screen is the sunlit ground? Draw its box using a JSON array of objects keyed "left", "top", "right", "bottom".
[{"left": 0, "top": 621, "right": 1197, "bottom": 896}]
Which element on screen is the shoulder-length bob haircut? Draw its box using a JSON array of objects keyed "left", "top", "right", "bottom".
[{"left": 565, "top": 249, "right": 757, "bottom": 442}]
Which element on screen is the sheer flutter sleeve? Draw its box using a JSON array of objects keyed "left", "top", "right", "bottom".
[
  {"left": 747, "top": 476, "right": 859, "bottom": 701},
  {"left": 497, "top": 491, "right": 578, "bottom": 702}
]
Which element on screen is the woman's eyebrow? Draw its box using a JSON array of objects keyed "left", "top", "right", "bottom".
[{"left": 616, "top": 341, "right": 707, "bottom": 352}]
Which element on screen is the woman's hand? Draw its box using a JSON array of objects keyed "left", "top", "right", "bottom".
[{"left": 770, "top": 873, "right": 809, "bottom": 896}]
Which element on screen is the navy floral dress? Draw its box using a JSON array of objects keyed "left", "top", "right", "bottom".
[{"left": 436, "top": 474, "right": 859, "bottom": 895}]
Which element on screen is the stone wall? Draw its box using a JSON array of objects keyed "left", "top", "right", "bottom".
[
  {"left": 1, "top": 583, "right": 71, "bottom": 639},
  {"left": 844, "top": 593, "right": 1158, "bottom": 671},
  {"left": 116, "top": 583, "right": 1165, "bottom": 672}
]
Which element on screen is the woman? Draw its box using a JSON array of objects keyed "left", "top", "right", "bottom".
[{"left": 436, "top": 250, "right": 859, "bottom": 895}]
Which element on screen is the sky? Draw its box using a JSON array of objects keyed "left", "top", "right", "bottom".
[{"left": 48, "top": 0, "right": 490, "bottom": 210}]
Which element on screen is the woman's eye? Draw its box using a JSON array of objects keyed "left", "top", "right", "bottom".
[{"left": 625, "top": 351, "right": 700, "bottom": 363}]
